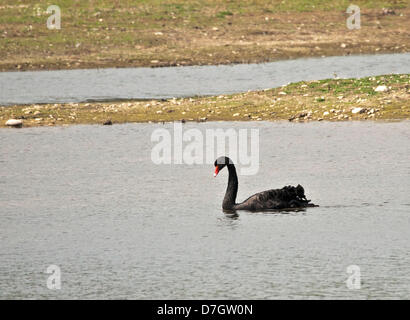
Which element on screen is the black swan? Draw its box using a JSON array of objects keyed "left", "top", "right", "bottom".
[{"left": 214, "top": 156, "right": 317, "bottom": 211}]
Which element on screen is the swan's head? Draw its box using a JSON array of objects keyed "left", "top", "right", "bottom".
[{"left": 214, "top": 156, "right": 233, "bottom": 177}]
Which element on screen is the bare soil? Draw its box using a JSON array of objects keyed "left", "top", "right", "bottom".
[{"left": 0, "top": 2, "right": 409, "bottom": 71}]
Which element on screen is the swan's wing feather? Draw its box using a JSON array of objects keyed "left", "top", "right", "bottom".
[{"left": 235, "top": 184, "right": 313, "bottom": 211}]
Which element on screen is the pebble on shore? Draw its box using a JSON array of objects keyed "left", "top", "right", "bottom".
[
  {"left": 352, "top": 107, "right": 365, "bottom": 114},
  {"left": 5, "top": 119, "right": 23, "bottom": 128},
  {"left": 375, "top": 85, "right": 388, "bottom": 92}
]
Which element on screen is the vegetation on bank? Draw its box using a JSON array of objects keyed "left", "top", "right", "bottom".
[
  {"left": 0, "top": 0, "right": 409, "bottom": 71},
  {"left": 1, "top": 74, "right": 409, "bottom": 128}
]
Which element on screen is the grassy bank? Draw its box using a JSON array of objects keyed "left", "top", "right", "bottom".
[
  {"left": 0, "top": 0, "right": 409, "bottom": 71},
  {"left": 1, "top": 74, "right": 409, "bottom": 128}
]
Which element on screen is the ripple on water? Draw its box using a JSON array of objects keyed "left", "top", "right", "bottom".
[{"left": 0, "top": 121, "right": 409, "bottom": 299}]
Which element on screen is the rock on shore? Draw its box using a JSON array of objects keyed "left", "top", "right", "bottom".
[{"left": 5, "top": 119, "right": 23, "bottom": 128}]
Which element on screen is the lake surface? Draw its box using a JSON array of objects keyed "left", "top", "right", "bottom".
[
  {"left": 1, "top": 121, "right": 409, "bottom": 299},
  {"left": 0, "top": 53, "right": 409, "bottom": 105}
]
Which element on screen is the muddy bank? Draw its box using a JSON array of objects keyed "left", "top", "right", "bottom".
[{"left": 0, "top": 2, "right": 409, "bottom": 72}]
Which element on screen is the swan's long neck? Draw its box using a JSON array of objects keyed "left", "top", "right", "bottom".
[{"left": 222, "top": 164, "right": 238, "bottom": 210}]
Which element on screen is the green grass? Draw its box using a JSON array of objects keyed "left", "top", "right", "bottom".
[
  {"left": 284, "top": 74, "right": 408, "bottom": 92},
  {"left": 1, "top": 0, "right": 407, "bottom": 25},
  {"left": 2, "top": 0, "right": 405, "bottom": 33},
  {"left": 216, "top": 10, "right": 234, "bottom": 18}
]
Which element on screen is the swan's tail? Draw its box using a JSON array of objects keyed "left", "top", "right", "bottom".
[
  {"left": 295, "top": 184, "right": 307, "bottom": 200},
  {"left": 285, "top": 184, "right": 318, "bottom": 208}
]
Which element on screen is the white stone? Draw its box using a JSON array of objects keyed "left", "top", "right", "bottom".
[
  {"left": 352, "top": 107, "right": 363, "bottom": 114},
  {"left": 375, "top": 85, "right": 388, "bottom": 92},
  {"left": 5, "top": 119, "right": 23, "bottom": 127}
]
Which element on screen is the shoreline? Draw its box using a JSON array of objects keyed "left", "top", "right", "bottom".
[
  {"left": 0, "top": 51, "right": 408, "bottom": 75},
  {"left": 2, "top": 47, "right": 408, "bottom": 73},
  {"left": 1, "top": 74, "right": 408, "bottom": 128}
]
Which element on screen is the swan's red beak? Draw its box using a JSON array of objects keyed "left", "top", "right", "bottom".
[{"left": 214, "top": 166, "right": 219, "bottom": 177}]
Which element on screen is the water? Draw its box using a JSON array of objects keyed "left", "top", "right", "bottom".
[
  {"left": 0, "top": 121, "right": 409, "bottom": 299},
  {"left": 0, "top": 53, "right": 409, "bottom": 106}
]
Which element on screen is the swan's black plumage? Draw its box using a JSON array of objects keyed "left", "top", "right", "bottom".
[{"left": 214, "top": 156, "right": 317, "bottom": 211}]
